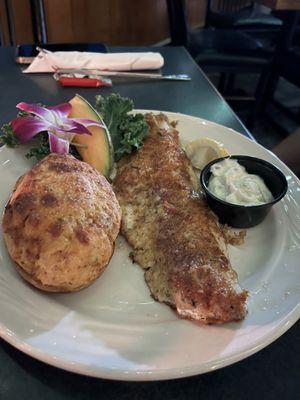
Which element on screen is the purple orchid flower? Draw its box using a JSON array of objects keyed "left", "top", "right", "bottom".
[{"left": 11, "top": 102, "right": 102, "bottom": 154}]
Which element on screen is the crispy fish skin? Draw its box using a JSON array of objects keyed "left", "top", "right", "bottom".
[{"left": 114, "top": 113, "right": 247, "bottom": 324}]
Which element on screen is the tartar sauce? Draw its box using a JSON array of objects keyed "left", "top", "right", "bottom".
[{"left": 208, "top": 158, "right": 273, "bottom": 206}]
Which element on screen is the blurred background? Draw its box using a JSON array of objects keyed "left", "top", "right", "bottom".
[{"left": 0, "top": 0, "right": 299, "bottom": 151}]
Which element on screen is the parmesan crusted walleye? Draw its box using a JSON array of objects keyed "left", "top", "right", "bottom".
[{"left": 114, "top": 114, "right": 247, "bottom": 324}]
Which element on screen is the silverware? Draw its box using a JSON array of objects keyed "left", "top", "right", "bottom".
[
  {"left": 35, "top": 47, "right": 191, "bottom": 81},
  {"left": 56, "top": 69, "right": 191, "bottom": 81}
]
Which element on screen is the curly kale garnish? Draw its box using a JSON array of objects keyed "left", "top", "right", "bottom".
[
  {"left": 17, "top": 110, "right": 30, "bottom": 117},
  {"left": 25, "top": 132, "right": 50, "bottom": 161},
  {"left": 0, "top": 121, "right": 49, "bottom": 161},
  {"left": 115, "top": 114, "right": 149, "bottom": 158},
  {"left": 95, "top": 93, "right": 149, "bottom": 161},
  {"left": 0, "top": 123, "right": 21, "bottom": 147}
]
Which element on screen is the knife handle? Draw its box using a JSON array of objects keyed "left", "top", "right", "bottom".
[{"left": 58, "top": 77, "right": 112, "bottom": 87}]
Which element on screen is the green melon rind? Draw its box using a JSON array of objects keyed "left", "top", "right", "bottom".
[{"left": 74, "top": 94, "right": 114, "bottom": 175}]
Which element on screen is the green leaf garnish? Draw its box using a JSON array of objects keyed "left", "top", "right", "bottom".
[
  {"left": 0, "top": 123, "right": 21, "bottom": 147},
  {"left": 95, "top": 93, "right": 148, "bottom": 161}
]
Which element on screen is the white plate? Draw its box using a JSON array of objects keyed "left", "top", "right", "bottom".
[{"left": 0, "top": 111, "right": 299, "bottom": 381}]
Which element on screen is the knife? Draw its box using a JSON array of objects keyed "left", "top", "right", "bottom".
[{"left": 56, "top": 68, "right": 191, "bottom": 81}]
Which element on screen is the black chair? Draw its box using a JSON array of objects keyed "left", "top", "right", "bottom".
[
  {"left": 166, "top": 0, "right": 271, "bottom": 59},
  {"left": 166, "top": 0, "right": 272, "bottom": 124},
  {"left": 206, "top": 0, "right": 282, "bottom": 33},
  {"left": 250, "top": 11, "right": 300, "bottom": 129},
  {"left": 266, "top": 47, "right": 300, "bottom": 125}
]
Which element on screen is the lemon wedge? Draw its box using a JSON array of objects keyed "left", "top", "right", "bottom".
[{"left": 184, "top": 137, "right": 229, "bottom": 170}]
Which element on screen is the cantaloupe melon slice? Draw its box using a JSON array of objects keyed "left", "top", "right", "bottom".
[{"left": 69, "top": 95, "right": 114, "bottom": 177}]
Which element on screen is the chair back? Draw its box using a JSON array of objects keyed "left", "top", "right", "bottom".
[
  {"left": 166, "top": 0, "right": 189, "bottom": 46},
  {"left": 209, "top": 0, "right": 253, "bottom": 13}
]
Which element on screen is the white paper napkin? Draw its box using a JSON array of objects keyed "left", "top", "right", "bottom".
[{"left": 23, "top": 51, "right": 164, "bottom": 73}]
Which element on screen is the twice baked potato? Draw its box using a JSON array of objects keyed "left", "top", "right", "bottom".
[{"left": 2, "top": 153, "right": 121, "bottom": 292}]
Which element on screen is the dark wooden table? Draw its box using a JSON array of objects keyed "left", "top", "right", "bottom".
[{"left": 0, "top": 46, "right": 298, "bottom": 400}]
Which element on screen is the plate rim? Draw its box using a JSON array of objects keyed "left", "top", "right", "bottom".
[
  {"left": 0, "top": 304, "right": 299, "bottom": 381},
  {"left": 0, "top": 110, "right": 299, "bottom": 381}
]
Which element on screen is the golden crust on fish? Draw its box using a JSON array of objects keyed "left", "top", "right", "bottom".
[
  {"left": 2, "top": 154, "right": 121, "bottom": 292},
  {"left": 114, "top": 113, "right": 247, "bottom": 324}
]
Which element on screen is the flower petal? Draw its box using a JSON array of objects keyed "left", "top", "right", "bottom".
[
  {"left": 48, "top": 132, "right": 69, "bottom": 154},
  {"left": 48, "top": 103, "right": 72, "bottom": 120},
  {"left": 57, "top": 120, "right": 94, "bottom": 135},
  {"left": 16, "top": 102, "right": 55, "bottom": 123},
  {"left": 70, "top": 118, "right": 104, "bottom": 128},
  {"left": 11, "top": 116, "right": 51, "bottom": 142}
]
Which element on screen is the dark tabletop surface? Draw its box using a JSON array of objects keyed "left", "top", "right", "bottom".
[
  {"left": 0, "top": 46, "right": 298, "bottom": 399},
  {"left": 0, "top": 46, "right": 251, "bottom": 137}
]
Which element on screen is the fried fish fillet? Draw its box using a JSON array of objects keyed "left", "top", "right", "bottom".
[{"left": 114, "top": 113, "right": 247, "bottom": 324}]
